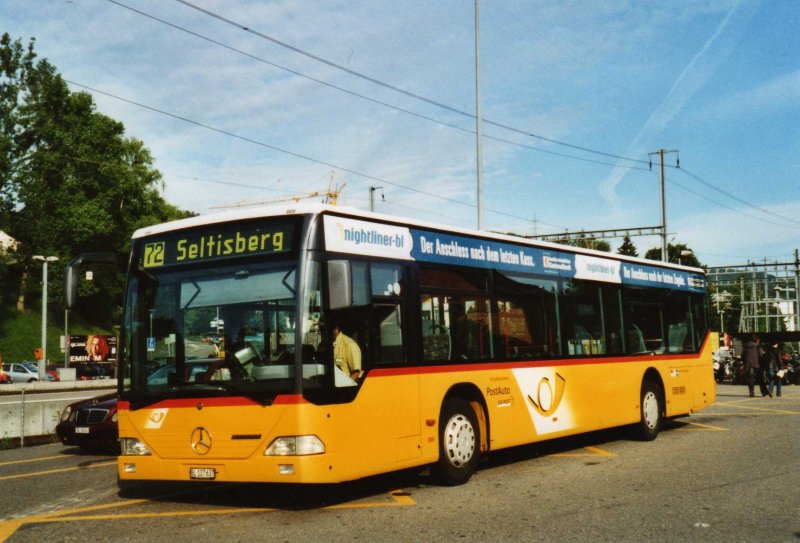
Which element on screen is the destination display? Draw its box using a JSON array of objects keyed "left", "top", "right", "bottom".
[
  {"left": 323, "top": 216, "right": 705, "bottom": 292},
  {"left": 141, "top": 219, "right": 295, "bottom": 268}
]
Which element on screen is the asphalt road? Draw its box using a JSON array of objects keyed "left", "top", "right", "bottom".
[{"left": 0, "top": 383, "right": 797, "bottom": 543}]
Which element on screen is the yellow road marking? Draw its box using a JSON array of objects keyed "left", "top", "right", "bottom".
[
  {"left": 0, "top": 455, "right": 71, "bottom": 467},
  {"left": 695, "top": 411, "right": 781, "bottom": 416},
  {"left": 715, "top": 403, "right": 797, "bottom": 415},
  {"left": 677, "top": 421, "right": 728, "bottom": 431},
  {"left": 550, "top": 446, "right": 616, "bottom": 458},
  {"left": 326, "top": 490, "right": 417, "bottom": 509},
  {"left": 0, "top": 490, "right": 415, "bottom": 541},
  {"left": 0, "top": 460, "right": 116, "bottom": 481}
]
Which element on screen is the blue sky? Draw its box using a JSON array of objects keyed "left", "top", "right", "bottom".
[{"left": 5, "top": 0, "right": 799, "bottom": 266}]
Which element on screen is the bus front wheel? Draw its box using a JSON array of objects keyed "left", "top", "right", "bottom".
[
  {"left": 635, "top": 380, "right": 663, "bottom": 441},
  {"left": 433, "top": 398, "right": 479, "bottom": 486}
]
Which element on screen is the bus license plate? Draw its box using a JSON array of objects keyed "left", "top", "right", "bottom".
[
  {"left": 190, "top": 468, "right": 216, "bottom": 480},
  {"left": 75, "top": 427, "right": 90, "bottom": 434}
]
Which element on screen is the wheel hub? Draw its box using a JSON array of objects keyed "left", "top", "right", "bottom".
[
  {"left": 642, "top": 390, "right": 659, "bottom": 429},
  {"left": 444, "top": 414, "right": 475, "bottom": 467}
]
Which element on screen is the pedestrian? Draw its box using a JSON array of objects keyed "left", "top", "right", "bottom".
[
  {"left": 333, "top": 324, "right": 362, "bottom": 382},
  {"left": 741, "top": 335, "right": 768, "bottom": 397},
  {"left": 764, "top": 341, "right": 782, "bottom": 398}
]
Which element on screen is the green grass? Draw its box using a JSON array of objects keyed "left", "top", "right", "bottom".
[{"left": 0, "top": 304, "right": 112, "bottom": 363}]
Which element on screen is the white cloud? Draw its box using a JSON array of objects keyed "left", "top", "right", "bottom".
[{"left": 704, "top": 70, "right": 800, "bottom": 119}]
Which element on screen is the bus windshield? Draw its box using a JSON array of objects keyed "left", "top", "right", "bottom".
[{"left": 120, "top": 258, "right": 325, "bottom": 406}]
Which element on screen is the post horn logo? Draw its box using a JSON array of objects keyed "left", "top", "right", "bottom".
[
  {"left": 149, "top": 411, "right": 165, "bottom": 424},
  {"left": 191, "top": 427, "right": 212, "bottom": 455},
  {"left": 527, "top": 373, "right": 566, "bottom": 417}
]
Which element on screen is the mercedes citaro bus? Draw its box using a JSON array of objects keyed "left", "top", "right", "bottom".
[{"left": 65, "top": 204, "right": 715, "bottom": 487}]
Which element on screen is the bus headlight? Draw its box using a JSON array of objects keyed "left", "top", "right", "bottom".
[
  {"left": 120, "top": 438, "right": 152, "bottom": 456},
  {"left": 265, "top": 435, "right": 324, "bottom": 456}
]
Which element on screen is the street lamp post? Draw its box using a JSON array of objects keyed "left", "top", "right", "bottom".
[{"left": 33, "top": 255, "right": 59, "bottom": 380}]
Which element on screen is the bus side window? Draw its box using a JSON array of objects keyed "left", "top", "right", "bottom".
[
  {"left": 373, "top": 303, "right": 403, "bottom": 364},
  {"left": 622, "top": 287, "right": 664, "bottom": 354},
  {"left": 370, "top": 263, "right": 405, "bottom": 365},
  {"left": 492, "top": 271, "right": 561, "bottom": 359},
  {"left": 562, "top": 281, "right": 605, "bottom": 356},
  {"left": 419, "top": 266, "right": 492, "bottom": 362},
  {"left": 664, "top": 290, "right": 693, "bottom": 353},
  {"left": 421, "top": 295, "right": 451, "bottom": 361},
  {"left": 496, "top": 299, "right": 534, "bottom": 359}
]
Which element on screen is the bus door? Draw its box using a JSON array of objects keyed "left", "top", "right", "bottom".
[{"left": 328, "top": 260, "right": 421, "bottom": 463}]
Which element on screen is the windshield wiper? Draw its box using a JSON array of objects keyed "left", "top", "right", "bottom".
[
  {"left": 166, "top": 380, "right": 275, "bottom": 406},
  {"left": 129, "top": 382, "right": 276, "bottom": 407},
  {"left": 210, "top": 381, "right": 275, "bottom": 406},
  {"left": 128, "top": 394, "right": 166, "bottom": 410}
]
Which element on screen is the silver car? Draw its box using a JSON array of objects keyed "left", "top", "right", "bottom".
[{"left": 1, "top": 362, "right": 54, "bottom": 383}]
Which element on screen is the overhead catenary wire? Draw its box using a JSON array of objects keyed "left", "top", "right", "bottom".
[
  {"left": 169, "top": 0, "right": 651, "bottom": 166},
  {"left": 665, "top": 174, "right": 800, "bottom": 231},
  {"left": 77, "top": 4, "right": 800, "bottom": 236},
  {"left": 106, "top": 0, "right": 652, "bottom": 173},
  {"left": 165, "top": 0, "right": 791, "bottom": 226},
  {"left": 64, "top": 79, "right": 557, "bottom": 227},
  {"left": 66, "top": 78, "right": 800, "bottom": 235},
  {"left": 677, "top": 167, "right": 800, "bottom": 227}
]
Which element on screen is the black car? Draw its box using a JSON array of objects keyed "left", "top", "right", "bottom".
[{"left": 56, "top": 393, "right": 119, "bottom": 452}]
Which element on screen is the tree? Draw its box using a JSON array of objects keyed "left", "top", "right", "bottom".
[
  {"left": 644, "top": 243, "right": 702, "bottom": 268},
  {"left": 617, "top": 235, "right": 638, "bottom": 257},
  {"left": 0, "top": 34, "right": 192, "bottom": 326}
]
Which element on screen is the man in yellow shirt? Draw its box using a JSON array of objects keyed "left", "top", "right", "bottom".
[{"left": 333, "top": 325, "right": 362, "bottom": 380}]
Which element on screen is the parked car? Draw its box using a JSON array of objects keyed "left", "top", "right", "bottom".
[
  {"left": 1, "top": 362, "right": 55, "bottom": 383},
  {"left": 146, "top": 360, "right": 214, "bottom": 385},
  {"left": 56, "top": 393, "right": 119, "bottom": 452},
  {"left": 55, "top": 362, "right": 215, "bottom": 453},
  {"left": 74, "top": 362, "right": 113, "bottom": 380},
  {"left": 46, "top": 365, "right": 61, "bottom": 382}
]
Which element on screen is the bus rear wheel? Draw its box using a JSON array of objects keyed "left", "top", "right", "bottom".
[
  {"left": 635, "top": 380, "right": 663, "bottom": 441},
  {"left": 433, "top": 398, "right": 479, "bottom": 486}
]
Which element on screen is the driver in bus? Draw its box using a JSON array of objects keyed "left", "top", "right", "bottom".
[{"left": 333, "top": 324, "right": 362, "bottom": 381}]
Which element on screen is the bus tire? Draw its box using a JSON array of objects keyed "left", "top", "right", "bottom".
[
  {"left": 433, "top": 398, "right": 479, "bottom": 486},
  {"left": 635, "top": 380, "right": 663, "bottom": 441}
]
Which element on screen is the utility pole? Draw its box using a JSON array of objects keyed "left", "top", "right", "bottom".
[
  {"left": 369, "top": 186, "right": 384, "bottom": 212},
  {"left": 33, "top": 255, "right": 58, "bottom": 380},
  {"left": 794, "top": 249, "right": 800, "bottom": 336},
  {"left": 474, "top": 0, "right": 484, "bottom": 230},
  {"left": 648, "top": 149, "right": 678, "bottom": 262}
]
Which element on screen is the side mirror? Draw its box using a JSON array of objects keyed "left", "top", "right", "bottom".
[
  {"left": 327, "top": 260, "right": 353, "bottom": 310},
  {"left": 64, "top": 253, "right": 117, "bottom": 309}
]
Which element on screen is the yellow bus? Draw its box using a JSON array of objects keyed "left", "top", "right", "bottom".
[{"left": 66, "top": 204, "right": 715, "bottom": 486}]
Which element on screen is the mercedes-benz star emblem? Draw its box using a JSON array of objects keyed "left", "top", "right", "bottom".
[{"left": 191, "top": 427, "right": 212, "bottom": 455}]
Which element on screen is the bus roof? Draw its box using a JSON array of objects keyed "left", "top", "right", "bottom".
[{"left": 131, "top": 202, "right": 704, "bottom": 275}]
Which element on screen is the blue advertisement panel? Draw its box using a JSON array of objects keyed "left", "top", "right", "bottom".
[
  {"left": 619, "top": 261, "right": 705, "bottom": 292},
  {"left": 407, "top": 228, "right": 704, "bottom": 293},
  {"left": 322, "top": 216, "right": 704, "bottom": 293},
  {"left": 410, "top": 229, "right": 541, "bottom": 275}
]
